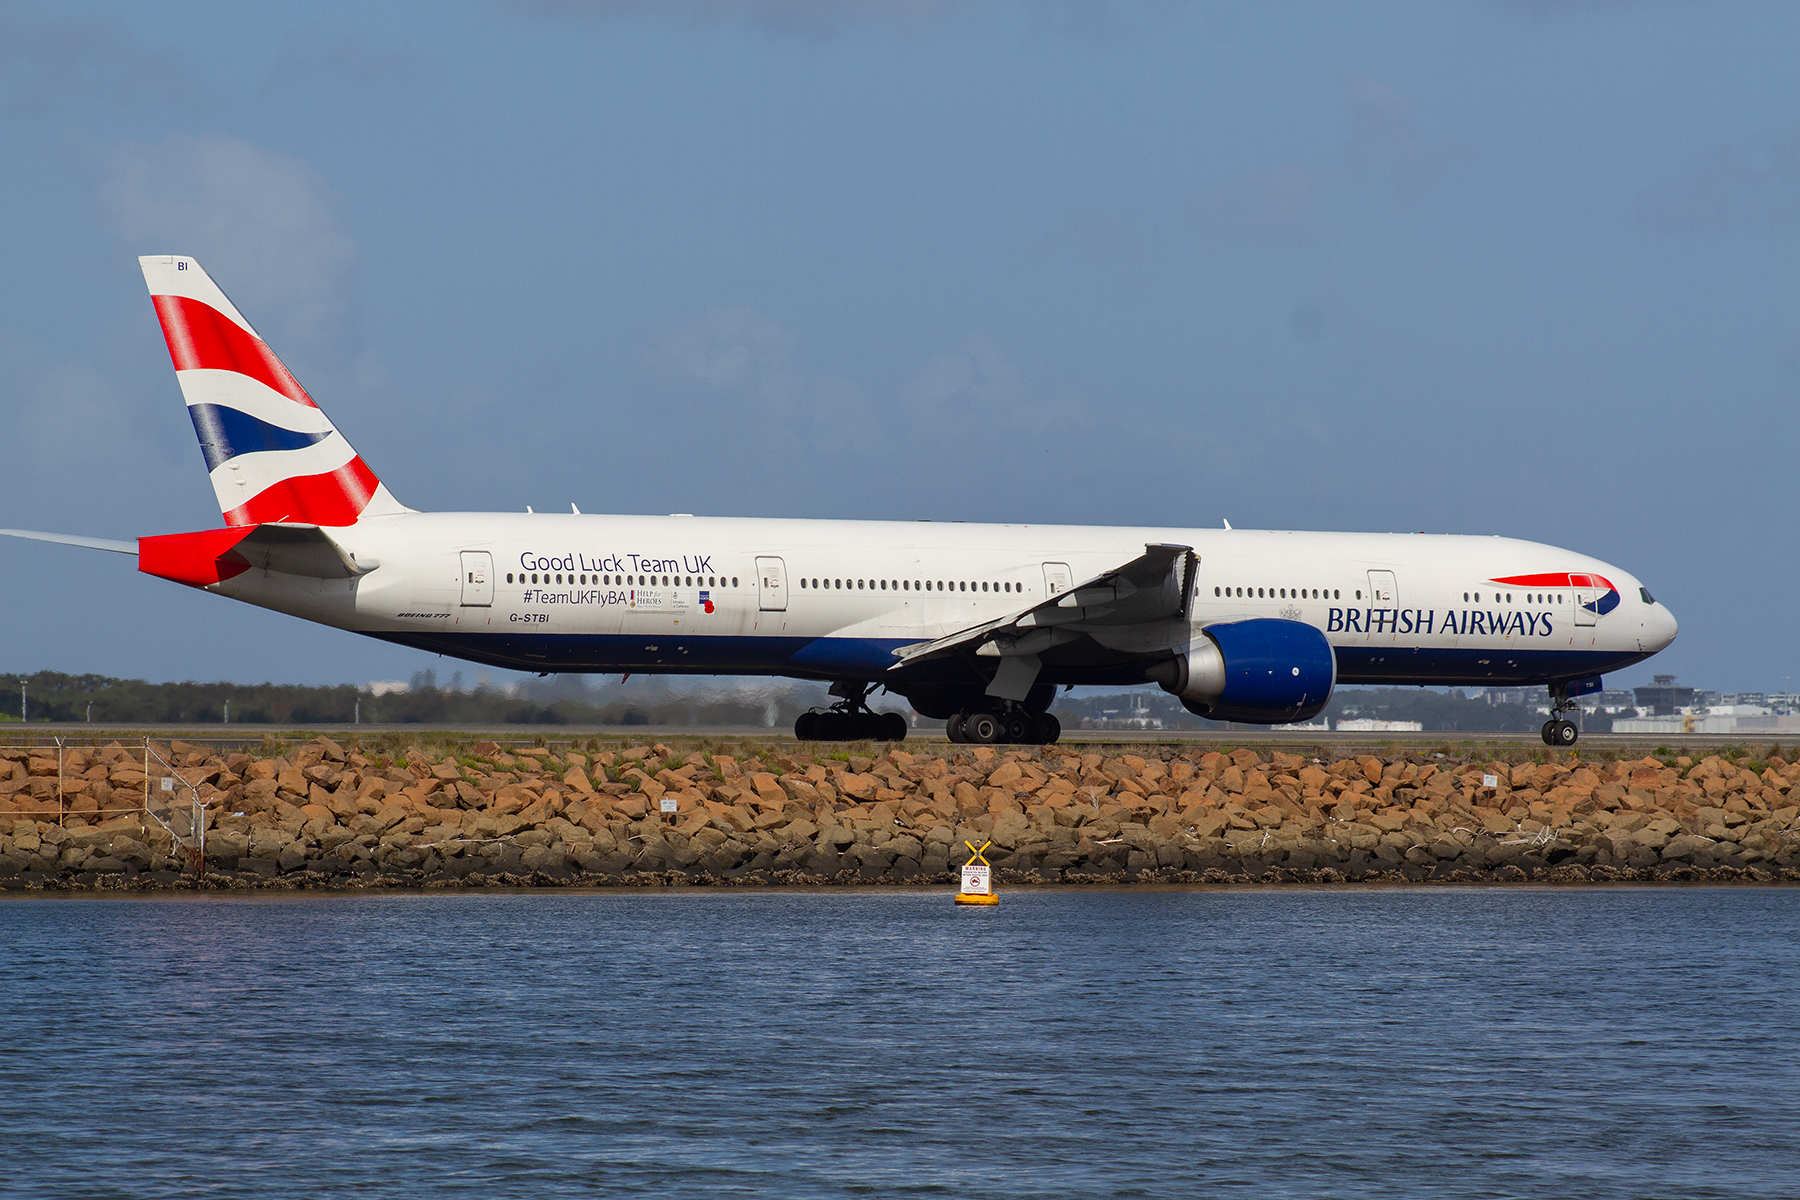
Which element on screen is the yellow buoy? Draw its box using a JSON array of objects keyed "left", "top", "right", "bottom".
[{"left": 955, "top": 839, "right": 998, "bottom": 905}]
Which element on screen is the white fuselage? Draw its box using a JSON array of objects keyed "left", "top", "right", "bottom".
[{"left": 204, "top": 512, "right": 1677, "bottom": 690}]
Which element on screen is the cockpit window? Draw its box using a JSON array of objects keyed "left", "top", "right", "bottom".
[{"left": 1639, "top": 587, "right": 1655, "bottom": 605}]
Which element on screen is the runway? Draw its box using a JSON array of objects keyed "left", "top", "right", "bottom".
[{"left": 1, "top": 723, "right": 1777, "bottom": 755}]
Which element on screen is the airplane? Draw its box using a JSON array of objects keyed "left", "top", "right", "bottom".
[{"left": 2, "top": 256, "right": 1678, "bottom": 747}]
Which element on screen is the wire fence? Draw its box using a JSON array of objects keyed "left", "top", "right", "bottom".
[{"left": 2, "top": 739, "right": 209, "bottom": 869}]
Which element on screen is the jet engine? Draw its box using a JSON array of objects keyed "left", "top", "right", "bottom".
[{"left": 1146, "top": 618, "right": 1336, "bottom": 724}]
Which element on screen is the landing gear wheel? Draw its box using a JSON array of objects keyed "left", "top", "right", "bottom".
[
  {"left": 1031, "top": 712, "right": 1062, "bottom": 745},
  {"left": 965, "top": 711, "right": 1002, "bottom": 744},
  {"left": 804, "top": 682, "right": 910, "bottom": 741},
  {"left": 1543, "top": 684, "right": 1581, "bottom": 748},
  {"left": 946, "top": 712, "right": 968, "bottom": 743},
  {"left": 1003, "top": 711, "right": 1033, "bottom": 744}
]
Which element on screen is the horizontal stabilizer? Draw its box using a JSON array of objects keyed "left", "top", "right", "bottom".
[
  {"left": 231, "top": 523, "right": 372, "bottom": 578},
  {"left": 0, "top": 528, "right": 136, "bottom": 555},
  {"left": 137, "top": 523, "right": 374, "bottom": 589}
]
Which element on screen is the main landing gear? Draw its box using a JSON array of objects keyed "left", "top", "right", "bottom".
[
  {"left": 794, "top": 682, "right": 909, "bottom": 743},
  {"left": 946, "top": 704, "right": 1062, "bottom": 746},
  {"left": 1541, "top": 683, "right": 1580, "bottom": 747}
]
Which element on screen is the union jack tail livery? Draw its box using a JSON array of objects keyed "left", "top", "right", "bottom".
[{"left": 138, "top": 256, "right": 409, "bottom": 527}]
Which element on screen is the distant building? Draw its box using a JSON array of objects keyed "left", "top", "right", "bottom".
[
  {"left": 1634, "top": 674, "right": 1695, "bottom": 716},
  {"left": 1334, "top": 718, "right": 1423, "bottom": 732}
]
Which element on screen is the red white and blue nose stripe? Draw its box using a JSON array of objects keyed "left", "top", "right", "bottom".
[{"left": 1490, "top": 572, "right": 1621, "bottom": 616}]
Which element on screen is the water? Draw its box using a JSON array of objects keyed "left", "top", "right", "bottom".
[{"left": 1, "top": 888, "right": 1796, "bottom": 1198}]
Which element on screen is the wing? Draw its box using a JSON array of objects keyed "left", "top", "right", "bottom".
[
  {"left": 0, "top": 528, "right": 136, "bottom": 555},
  {"left": 890, "top": 543, "right": 1197, "bottom": 699}
]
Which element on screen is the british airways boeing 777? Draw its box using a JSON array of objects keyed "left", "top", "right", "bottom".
[{"left": 2, "top": 257, "right": 1678, "bottom": 746}]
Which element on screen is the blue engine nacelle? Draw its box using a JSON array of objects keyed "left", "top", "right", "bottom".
[{"left": 1147, "top": 618, "right": 1336, "bottom": 724}]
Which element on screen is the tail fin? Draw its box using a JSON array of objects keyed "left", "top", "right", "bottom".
[{"left": 137, "top": 255, "right": 410, "bottom": 527}]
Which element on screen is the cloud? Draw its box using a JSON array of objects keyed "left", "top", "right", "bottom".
[
  {"left": 645, "top": 305, "right": 881, "bottom": 449},
  {"left": 906, "top": 334, "right": 1030, "bottom": 422},
  {"left": 644, "top": 307, "right": 1078, "bottom": 460},
  {"left": 96, "top": 134, "right": 360, "bottom": 367},
  {"left": 1187, "top": 164, "right": 1314, "bottom": 242},
  {"left": 1342, "top": 74, "right": 1468, "bottom": 199},
  {"left": 656, "top": 305, "right": 798, "bottom": 396},
  {"left": 1647, "top": 123, "right": 1800, "bottom": 233}
]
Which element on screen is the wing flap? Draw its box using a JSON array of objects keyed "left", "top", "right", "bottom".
[{"left": 891, "top": 543, "right": 1196, "bottom": 671}]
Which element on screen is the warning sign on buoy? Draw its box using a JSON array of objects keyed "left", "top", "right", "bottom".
[{"left": 955, "top": 839, "right": 998, "bottom": 906}]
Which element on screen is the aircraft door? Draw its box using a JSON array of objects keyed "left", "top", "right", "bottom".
[
  {"left": 1367, "top": 570, "right": 1397, "bottom": 606},
  {"left": 756, "top": 556, "right": 787, "bottom": 612},
  {"left": 460, "top": 551, "right": 493, "bottom": 607},
  {"left": 1571, "top": 574, "right": 1598, "bottom": 626},
  {"left": 1042, "top": 562, "right": 1073, "bottom": 598}
]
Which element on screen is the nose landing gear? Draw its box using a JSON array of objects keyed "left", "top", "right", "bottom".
[
  {"left": 794, "top": 681, "right": 909, "bottom": 742},
  {"left": 1540, "top": 682, "right": 1581, "bottom": 746},
  {"left": 946, "top": 704, "right": 1061, "bottom": 745}
]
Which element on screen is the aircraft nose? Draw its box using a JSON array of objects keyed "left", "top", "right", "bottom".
[{"left": 1646, "top": 599, "right": 1678, "bottom": 652}]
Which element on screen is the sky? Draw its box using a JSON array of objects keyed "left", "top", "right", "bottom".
[{"left": 0, "top": 0, "right": 1796, "bottom": 696}]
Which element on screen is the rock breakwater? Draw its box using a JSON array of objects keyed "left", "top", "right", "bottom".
[{"left": 3, "top": 738, "right": 1798, "bottom": 889}]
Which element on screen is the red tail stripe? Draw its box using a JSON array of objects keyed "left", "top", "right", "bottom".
[
  {"left": 221, "top": 457, "right": 380, "bottom": 527},
  {"left": 150, "top": 294, "right": 318, "bottom": 410}
]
